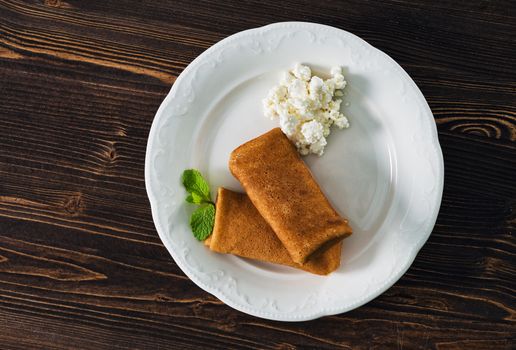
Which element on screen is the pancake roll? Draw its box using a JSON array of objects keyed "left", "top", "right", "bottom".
[
  {"left": 206, "top": 187, "right": 342, "bottom": 275},
  {"left": 229, "top": 128, "right": 352, "bottom": 264}
]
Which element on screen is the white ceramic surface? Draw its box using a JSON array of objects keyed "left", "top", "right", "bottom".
[{"left": 145, "top": 22, "right": 444, "bottom": 321}]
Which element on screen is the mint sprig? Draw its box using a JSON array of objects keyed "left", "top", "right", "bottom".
[{"left": 181, "top": 169, "right": 215, "bottom": 241}]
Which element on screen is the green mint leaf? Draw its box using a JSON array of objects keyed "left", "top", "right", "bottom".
[
  {"left": 182, "top": 169, "right": 211, "bottom": 201},
  {"left": 185, "top": 194, "right": 195, "bottom": 204},
  {"left": 185, "top": 192, "right": 204, "bottom": 204},
  {"left": 190, "top": 204, "right": 215, "bottom": 241}
]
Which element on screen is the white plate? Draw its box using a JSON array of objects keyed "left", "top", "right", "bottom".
[{"left": 145, "top": 22, "right": 444, "bottom": 321}]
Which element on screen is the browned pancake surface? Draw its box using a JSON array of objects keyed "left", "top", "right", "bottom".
[
  {"left": 208, "top": 187, "right": 341, "bottom": 275},
  {"left": 229, "top": 128, "right": 352, "bottom": 264}
]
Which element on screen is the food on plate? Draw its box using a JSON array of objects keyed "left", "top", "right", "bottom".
[
  {"left": 262, "top": 63, "right": 350, "bottom": 156},
  {"left": 206, "top": 187, "right": 342, "bottom": 275},
  {"left": 229, "top": 128, "right": 352, "bottom": 264}
]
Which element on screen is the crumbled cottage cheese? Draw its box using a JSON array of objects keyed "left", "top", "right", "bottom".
[{"left": 262, "top": 63, "right": 350, "bottom": 156}]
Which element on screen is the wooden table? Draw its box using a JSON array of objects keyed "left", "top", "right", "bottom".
[{"left": 1, "top": 1, "right": 515, "bottom": 349}]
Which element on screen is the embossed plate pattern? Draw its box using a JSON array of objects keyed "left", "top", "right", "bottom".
[{"left": 145, "top": 22, "right": 444, "bottom": 321}]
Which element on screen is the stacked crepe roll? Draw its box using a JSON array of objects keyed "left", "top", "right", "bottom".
[{"left": 205, "top": 128, "right": 352, "bottom": 275}]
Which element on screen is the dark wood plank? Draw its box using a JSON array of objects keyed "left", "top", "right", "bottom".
[{"left": 0, "top": 0, "right": 515, "bottom": 349}]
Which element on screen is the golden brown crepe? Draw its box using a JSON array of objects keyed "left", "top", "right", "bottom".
[
  {"left": 229, "top": 127, "right": 352, "bottom": 264},
  {"left": 206, "top": 187, "right": 342, "bottom": 275}
]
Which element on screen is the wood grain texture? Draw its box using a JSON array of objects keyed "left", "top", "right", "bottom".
[{"left": 0, "top": 0, "right": 515, "bottom": 349}]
